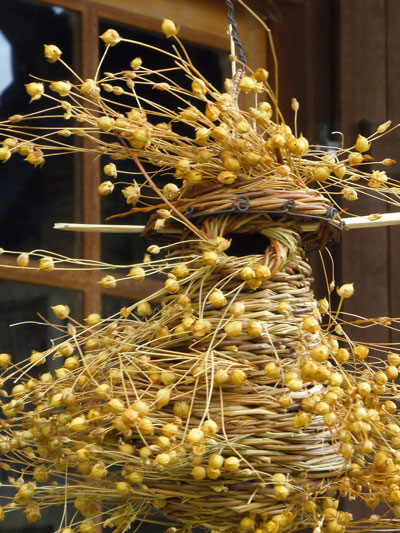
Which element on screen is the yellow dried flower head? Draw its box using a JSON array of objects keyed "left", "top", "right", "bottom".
[
  {"left": 130, "top": 57, "right": 142, "bottom": 70},
  {"left": 355, "top": 134, "right": 370, "bottom": 153},
  {"left": 100, "top": 29, "right": 121, "bottom": 47},
  {"left": 239, "top": 76, "right": 256, "bottom": 93},
  {"left": 337, "top": 283, "right": 354, "bottom": 298},
  {"left": 49, "top": 80, "right": 71, "bottom": 97},
  {"left": 0, "top": 353, "right": 11, "bottom": 369},
  {"left": 51, "top": 304, "right": 70, "bottom": 320},
  {"left": 80, "top": 79, "right": 100, "bottom": 99},
  {"left": 84, "top": 313, "right": 101, "bottom": 325},
  {"left": 342, "top": 186, "right": 358, "bottom": 201},
  {"left": 99, "top": 275, "right": 117, "bottom": 288},
  {"left": 104, "top": 163, "right": 117, "bottom": 177},
  {"left": 8, "top": 114, "right": 23, "bottom": 123},
  {"left": 161, "top": 19, "right": 178, "bottom": 38},
  {"left": 25, "top": 82, "right": 44, "bottom": 101},
  {"left": 163, "top": 182, "right": 179, "bottom": 200},
  {"left": 0, "top": 148, "right": 11, "bottom": 162},
  {"left": 44, "top": 44, "right": 62, "bottom": 62},
  {"left": 25, "top": 150, "right": 44, "bottom": 167},
  {"left": 98, "top": 181, "right": 114, "bottom": 196},
  {"left": 38, "top": 256, "right": 54, "bottom": 272},
  {"left": 122, "top": 183, "right": 140, "bottom": 205},
  {"left": 97, "top": 116, "right": 115, "bottom": 131},
  {"left": 369, "top": 170, "right": 388, "bottom": 189}
]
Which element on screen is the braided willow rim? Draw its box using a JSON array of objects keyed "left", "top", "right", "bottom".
[{"left": 144, "top": 184, "right": 342, "bottom": 249}]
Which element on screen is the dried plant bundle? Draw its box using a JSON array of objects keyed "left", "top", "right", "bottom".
[{"left": 0, "top": 6, "right": 399, "bottom": 533}]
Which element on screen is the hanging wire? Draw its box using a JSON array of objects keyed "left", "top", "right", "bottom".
[{"left": 226, "top": 0, "right": 247, "bottom": 67}]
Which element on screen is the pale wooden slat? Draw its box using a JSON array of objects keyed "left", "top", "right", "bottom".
[
  {"left": 54, "top": 212, "right": 400, "bottom": 235},
  {"left": 343, "top": 213, "right": 400, "bottom": 229},
  {"left": 54, "top": 223, "right": 146, "bottom": 233}
]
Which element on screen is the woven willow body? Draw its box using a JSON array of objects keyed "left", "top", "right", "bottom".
[{"left": 126, "top": 225, "right": 344, "bottom": 530}]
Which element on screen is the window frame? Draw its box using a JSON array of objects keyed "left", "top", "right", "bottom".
[{"left": 0, "top": 0, "right": 267, "bottom": 316}]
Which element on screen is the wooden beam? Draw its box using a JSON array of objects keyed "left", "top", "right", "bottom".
[
  {"left": 270, "top": 0, "right": 333, "bottom": 141},
  {"left": 101, "top": 278, "right": 163, "bottom": 302},
  {"left": 92, "top": 1, "right": 230, "bottom": 51},
  {"left": 0, "top": 256, "right": 91, "bottom": 291},
  {"left": 35, "top": 0, "right": 87, "bottom": 10},
  {"left": 81, "top": 3, "right": 101, "bottom": 317},
  {"left": 387, "top": 0, "right": 400, "bottom": 336},
  {"left": 337, "top": 0, "right": 389, "bottom": 350},
  {"left": 268, "top": 0, "right": 334, "bottom": 300},
  {"left": 0, "top": 255, "right": 162, "bottom": 303}
]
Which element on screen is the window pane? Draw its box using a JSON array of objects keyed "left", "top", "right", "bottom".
[
  {"left": 102, "top": 293, "right": 135, "bottom": 317},
  {"left": 0, "top": 280, "right": 81, "bottom": 364},
  {"left": 0, "top": 0, "right": 81, "bottom": 257},
  {"left": 99, "top": 20, "right": 228, "bottom": 265}
]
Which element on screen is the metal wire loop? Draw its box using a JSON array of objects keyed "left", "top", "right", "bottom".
[
  {"left": 326, "top": 206, "right": 338, "bottom": 219},
  {"left": 283, "top": 199, "right": 296, "bottom": 211},
  {"left": 234, "top": 195, "right": 251, "bottom": 212},
  {"left": 184, "top": 205, "right": 195, "bottom": 217}
]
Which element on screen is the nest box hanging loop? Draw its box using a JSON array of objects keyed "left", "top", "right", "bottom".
[{"left": 226, "top": 0, "right": 247, "bottom": 67}]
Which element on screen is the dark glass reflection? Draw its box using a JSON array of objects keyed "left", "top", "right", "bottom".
[
  {"left": 0, "top": 0, "right": 81, "bottom": 257},
  {"left": 99, "top": 20, "right": 228, "bottom": 265}
]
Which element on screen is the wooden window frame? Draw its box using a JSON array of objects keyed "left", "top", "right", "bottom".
[{"left": 1, "top": 0, "right": 266, "bottom": 316}]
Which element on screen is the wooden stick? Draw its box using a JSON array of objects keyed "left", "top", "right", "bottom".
[
  {"left": 229, "top": 24, "right": 236, "bottom": 78},
  {"left": 341, "top": 212, "right": 400, "bottom": 229},
  {"left": 53, "top": 223, "right": 180, "bottom": 234},
  {"left": 54, "top": 223, "right": 145, "bottom": 233},
  {"left": 53, "top": 212, "right": 400, "bottom": 234}
]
